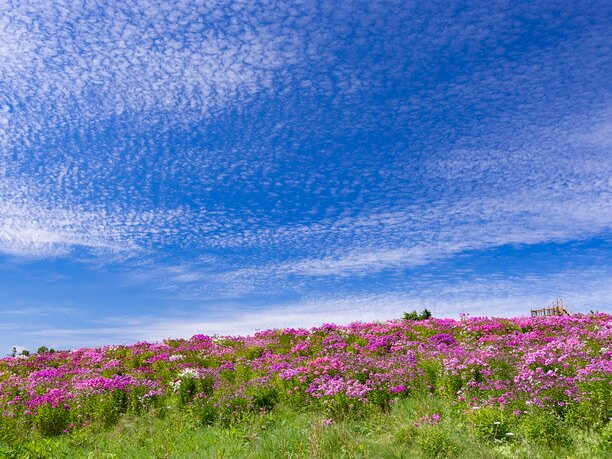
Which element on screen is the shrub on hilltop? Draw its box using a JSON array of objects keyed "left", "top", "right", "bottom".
[{"left": 403, "top": 308, "right": 432, "bottom": 320}]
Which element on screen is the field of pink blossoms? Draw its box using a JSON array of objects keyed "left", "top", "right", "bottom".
[{"left": 1, "top": 314, "right": 610, "bottom": 441}]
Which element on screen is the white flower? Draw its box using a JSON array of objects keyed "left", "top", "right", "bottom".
[
  {"left": 169, "top": 380, "right": 182, "bottom": 393},
  {"left": 178, "top": 368, "right": 199, "bottom": 379},
  {"left": 169, "top": 354, "right": 185, "bottom": 361}
]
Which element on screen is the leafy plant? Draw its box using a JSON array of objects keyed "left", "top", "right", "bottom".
[{"left": 403, "top": 309, "right": 432, "bottom": 321}]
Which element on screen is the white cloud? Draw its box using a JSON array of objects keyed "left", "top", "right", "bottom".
[
  {"left": 187, "top": 188, "right": 610, "bottom": 282},
  {"left": 0, "top": 0, "right": 289, "bottom": 131},
  {"left": 0, "top": 0, "right": 303, "bottom": 258},
  {"left": 20, "top": 266, "right": 612, "bottom": 349},
  {"left": 2, "top": 305, "right": 79, "bottom": 316},
  {"left": 0, "top": 1, "right": 608, "bottom": 264}
]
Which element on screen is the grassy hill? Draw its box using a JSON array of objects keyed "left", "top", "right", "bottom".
[{"left": 1, "top": 314, "right": 610, "bottom": 458}]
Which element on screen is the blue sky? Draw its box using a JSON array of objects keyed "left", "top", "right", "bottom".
[{"left": 0, "top": 0, "right": 610, "bottom": 352}]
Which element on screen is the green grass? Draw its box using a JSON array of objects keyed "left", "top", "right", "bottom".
[{"left": 1, "top": 396, "right": 610, "bottom": 459}]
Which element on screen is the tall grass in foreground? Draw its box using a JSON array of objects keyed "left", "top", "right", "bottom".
[
  {"left": 2, "top": 396, "right": 610, "bottom": 458},
  {"left": 0, "top": 314, "right": 610, "bottom": 457}
]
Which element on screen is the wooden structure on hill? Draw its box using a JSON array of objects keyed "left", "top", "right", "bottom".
[{"left": 531, "top": 298, "right": 570, "bottom": 317}]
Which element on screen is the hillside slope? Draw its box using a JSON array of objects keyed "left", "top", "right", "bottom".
[{"left": 1, "top": 314, "right": 611, "bottom": 457}]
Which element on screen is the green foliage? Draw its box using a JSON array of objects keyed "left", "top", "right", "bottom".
[
  {"left": 164, "top": 339, "right": 184, "bottom": 349},
  {"left": 34, "top": 404, "right": 72, "bottom": 436},
  {"left": 35, "top": 346, "right": 55, "bottom": 354},
  {"left": 367, "top": 389, "right": 392, "bottom": 412},
  {"left": 177, "top": 377, "right": 198, "bottom": 405},
  {"left": 98, "top": 390, "right": 129, "bottom": 427},
  {"left": 598, "top": 422, "right": 612, "bottom": 455},
  {"left": 520, "top": 411, "right": 572, "bottom": 447},
  {"left": 403, "top": 309, "right": 432, "bottom": 321},
  {"left": 418, "top": 359, "right": 441, "bottom": 392},
  {"left": 242, "top": 345, "right": 265, "bottom": 360},
  {"left": 276, "top": 331, "right": 296, "bottom": 352},
  {"left": 218, "top": 394, "right": 250, "bottom": 425},
  {"left": 0, "top": 398, "right": 609, "bottom": 458},
  {"left": 414, "top": 424, "right": 465, "bottom": 458},
  {"left": 247, "top": 386, "right": 279, "bottom": 412},
  {"left": 319, "top": 393, "right": 371, "bottom": 421},
  {"left": 468, "top": 406, "right": 515, "bottom": 442},
  {"left": 566, "top": 379, "right": 612, "bottom": 430},
  {"left": 189, "top": 401, "right": 218, "bottom": 426}
]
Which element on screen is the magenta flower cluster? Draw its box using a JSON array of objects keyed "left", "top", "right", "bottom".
[{"left": 0, "top": 314, "right": 610, "bottom": 435}]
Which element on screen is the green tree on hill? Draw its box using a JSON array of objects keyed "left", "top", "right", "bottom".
[{"left": 403, "top": 309, "right": 432, "bottom": 321}]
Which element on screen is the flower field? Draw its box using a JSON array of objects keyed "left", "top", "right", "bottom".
[{"left": 1, "top": 314, "right": 611, "bottom": 457}]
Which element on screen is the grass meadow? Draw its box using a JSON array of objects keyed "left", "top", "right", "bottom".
[{"left": 1, "top": 314, "right": 610, "bottom": 458}]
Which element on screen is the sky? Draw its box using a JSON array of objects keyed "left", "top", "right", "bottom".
[{"left": 0, "top": 0, "right": 610, "bottom": 352}]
